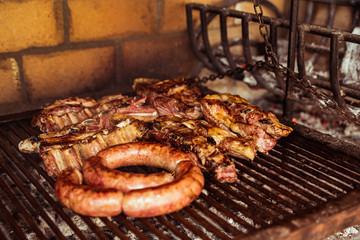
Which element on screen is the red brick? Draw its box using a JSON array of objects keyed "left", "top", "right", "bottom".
[
  {"left": 120, "top": 34, "right": 198, "bottom": 92},
  {"left": 68, "top": 0, "right": 156, "bottom": 42},
  {"left": 0, "top": 0, "right": 63, "bottom": 52},
  {"left": 160, "top": 0, "right": 225, "bottom": 33},
  {"left": 0, "top": 58, "right": 22, "bottom": 106},
  {"left": 23, "top": 47, "right": 115, "bottom": 103}
]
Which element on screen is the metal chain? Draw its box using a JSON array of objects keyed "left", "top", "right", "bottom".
[
  {"left": 194, "top": 0, "right": 360, "bottom": 125},
  {"left": 252, "top": 0, "right": 360, "bottom": 125},
  {"left": 192, "top": 61, "right": 266, "bottom": 84},
  {"left": 253, "top": 0, "right": 279, "bottom": 68}
]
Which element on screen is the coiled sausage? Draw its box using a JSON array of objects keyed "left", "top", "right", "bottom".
[
  {"left": 122, "top": 160, "right": 204, "bottom": 217},
  {"left": 54, "top": 168, "right": 123, "bottom": 217},
  {"left": 83, "top": 155, "right": 174, "bottom": 193},
  {"left": 55, "top": 143, "right": 204, "bottom": 218}
]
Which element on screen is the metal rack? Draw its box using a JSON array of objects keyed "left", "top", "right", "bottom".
[
  {"left": 186, "top": 1, "right": 360, "bottom": 122},
  {"left": 0, "top": 116, "right": 359, "bottom": 239}
]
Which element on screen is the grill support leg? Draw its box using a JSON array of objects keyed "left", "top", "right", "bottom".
[{"left": 284, "top": 0, "right": 300, "bottom": 119}]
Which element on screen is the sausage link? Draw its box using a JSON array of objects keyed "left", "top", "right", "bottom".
[
  {"left": 96, "top": 142, "right": 190, "bottom": 170},
  {"left": 122, "top": 160, "right": 204, "bottom": 218},
  {"left": 55, "top": 168, "right": 123, "bottom": 217},
  {"left": 83, "top": 155, "right": 174, "bottom": 193},
  {"left": 83, "top": 142, "right": 188, "bottom": 193},
  {"left": 57, "top": 143, "right": 204, "bottom": 218}
]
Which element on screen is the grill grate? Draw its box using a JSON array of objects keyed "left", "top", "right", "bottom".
[{"left": 0, "top": 117, "right": 360, "bottom": 239}]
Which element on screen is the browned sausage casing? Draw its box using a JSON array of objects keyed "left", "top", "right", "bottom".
[
  {"left": 83, "top": 155, "right": 174, "bottom": 193},
  {"left": 82, "top": 142, "right": 205, "bottom": 218},
  {"left": 122, "top": 160, "right": 204, "bottom": 217},
  {"left": 96, "top": 142, "right": 191, "bottom": 169},
  {"left": 54, "top": 168, "right": 123, "bottom": 217}
]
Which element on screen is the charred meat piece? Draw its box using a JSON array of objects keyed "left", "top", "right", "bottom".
[
  {"left": 133, "top": 78, "right": 203, "bottom": 119},
  {"left": 228, "top": 122, "right": 277, "bottom": 153},
  {"left": 20, "top": 116, "right": 148, "bottom": 176},
  {"left": 178, "top": 117, "right": 257, "bottom": 160},
  {"left": 20, "top": 97, "right": 158, "bottom": 154},
  {"left": 201, "top": 94, "right": 293, "bottom": 153},
  {"left": 218, "top": 94, "right": 293, "bottom": 139},
  {"left": 21, "top": 93, "right": 158, "bottom": 176},
  {"left": 145, "top": 115, "right": 238, "bottom": 183},
  {"left": 31, "top": 94, "right": 135, "bottom": 132},
  {"left": 115, "top": 96, "right": 159, "bottom": 122}
]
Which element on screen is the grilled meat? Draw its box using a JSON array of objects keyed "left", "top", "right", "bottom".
[
  {"left": 202, "top": 94, "right": 293, "bottom": 138},
  {"left": 201, "top": 94, "right": 293, "bottom": 153},
  {"left": 220, "top": 94, "right": 292, "bottom": 138},
  {"left": 113, "top": 96, "right": 159, "bottom": 122},
  {"left": 20, "top": 78, "right": 294, "bottom": 184},
  {"left": 133, "top": 78, "right": 203, "bottom": 119},
  {"left": 20, "top": 98, "right": 157, "bottom": 154},
  {"left": 178, "top": 117, "right": 257, "bottom": 160},
  {"left": 21, "top": 116, "right": 148, "bottom": 176},
  {"left": 31, "top": 94, "right": 157, "bottom": 133},
  {"left": 31, "top": 94, "right": 127, "bottom": 132},
  {"left": 145, "top": 115, "right": 238, "bottom": 183}
]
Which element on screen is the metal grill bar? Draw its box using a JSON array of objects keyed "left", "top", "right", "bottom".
[
  {"left": 0, "top": 146, "right": 68, "bottom": 240},
  {"left": 0, "top": 223, "right": 7, "bottom": 240},
  {"left": 236, "top": 174, "right": 299, "bottom": 214},
  {"left": 279, "top": 135, "right": 360, "bottom": 184},
  {"left": 206, "top": 175, "right": 273, "bottom": 220},
  {"left": 256, "top": 154, "right": 339, "bottom": 200},
  {"left": 99, "top": 217, "right": 128, "bottom": 239},
  {"left": 4, "top": 123, "right": 127, "bottom": 240},
  {"left": 191, "top": 200, "right": 242, "bottom": 236},
  {"left": 234, "top": 160, "right": 310, "bottom": 208},
  {"left": 204, "top": 179, "right": 270, "bottom": 225},
  {"left": 230, "top": 176, "right": 291, "bottom": 216},
  {"left": 284, "top": 0, "right": 300, "bottom": 119},
  {"left": 198, "top": 192, "right": 255, "bottom": 231},
  {"left": 0, "top": 176, "right": 48, "bottom": 240},
  {"left": 239, "top": 158, "right": 322, "bottom": 205},
  {"left": 113, "top": 215, "right": 149, "bottom": 239},
  {"left": 0, "top": 117, "right": 360, "bottom": 239},
  {"left": 0, "top": 197, "right": 27, "bottom": 239},
  {"left": 137, "top": 218, "right": 172, "bottom": 240},
  {"left": 183, "top": 206, "right": 233, "bottom": 239},
  {"left": 156, "top": 215, "right": 193, "bottom": 240},
  {"left": 220, "top": 12, "right": 236, "bottom": 70},
  {"left": 169, "top": 211, "right": 211, "bottom": 239},
  {"left": 0, "top": 126, "right": 90, "bottom": 240},
  {"left": 273, "top": 144, "right": 357, "bottom": 191}
]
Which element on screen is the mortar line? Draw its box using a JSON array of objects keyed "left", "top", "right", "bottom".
[{"left": 62, "top": 0, "right": 71, "bottom": 44}]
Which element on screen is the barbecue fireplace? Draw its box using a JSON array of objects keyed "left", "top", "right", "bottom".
[{"left": 0, "top": 0, "right": 360, "bottom": 239}]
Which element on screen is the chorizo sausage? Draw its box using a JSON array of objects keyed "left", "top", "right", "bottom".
[
  {"left": 122, "top": 160, "right": 204, "bottom": 217},
  {"left": 83, "top": 155, "right": 174, "bottom": 193},
  {"left": 96, "top": 142, "right": 191, "bottom": 169},
  {"left": 81, "top": 142, "right": 204, "bottom": 218},
  {"left": 54, "top": 168, "right": 123, "bottom": 217}
]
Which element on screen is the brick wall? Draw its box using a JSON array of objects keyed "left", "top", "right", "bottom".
[
  {"left": 0, "top": 0, "right": 353, "bottom": 117},
  {"left": 0, "top": 0, "right": 227, "bottom": 116}
]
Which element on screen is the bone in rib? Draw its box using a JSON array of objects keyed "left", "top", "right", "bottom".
[
  {"left": 31, "top": 94, "right": 157, "bottom": 132},
  {"left": 20, "top": 115, "right": 148, "bottom": 176}
]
